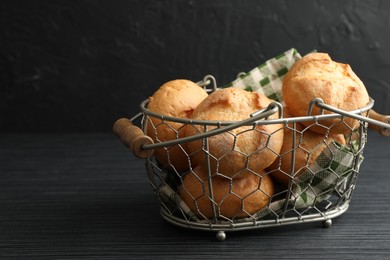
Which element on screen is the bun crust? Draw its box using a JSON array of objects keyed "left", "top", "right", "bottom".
[
  {"left": 282, "top": 53, "right": 370, "bottom": 134},
  {"left": 180, "top": 166, "right": 275, "bottom": 219},
  {"left": 147, "top": 79, "right": 208, "bottom": 171},
  {"left": 185, "top": 87, "right": 284, "bottom": 177}
]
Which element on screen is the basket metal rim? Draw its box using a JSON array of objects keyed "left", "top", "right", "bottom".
[
  {"left": 139, "top": 96, "right": 375, "bottom": 127},
  {"left": 137, "top": 96, "right": 374, "bottom": 150}
]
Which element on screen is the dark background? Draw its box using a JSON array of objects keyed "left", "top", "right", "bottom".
[{"left": 1, "top": 0, "right": 390, "bottom": 133}]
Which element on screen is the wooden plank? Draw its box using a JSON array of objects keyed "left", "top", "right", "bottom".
[{"left": 0, "top": 132, "right": 389, "bottom": 259}]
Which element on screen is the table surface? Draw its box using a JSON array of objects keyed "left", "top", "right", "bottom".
[{"left": 1, "top": 132, "right": 390, "bottom": 259}]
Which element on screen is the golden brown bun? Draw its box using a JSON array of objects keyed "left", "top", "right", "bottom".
[
  {"left": 185, "top": 87, "right": 284, "bottom": 177},
  {"left": 180, "top": 166, "right": 275, "bottom": 219},
  {"left": 147, "top": 79, "right": 208, "bottom": 171},
  {"left": 282, "top": 52, "right": 370, "bottom": 134},
  {"left": 268, "top": 113, "right": 346, "bottom": 186}
]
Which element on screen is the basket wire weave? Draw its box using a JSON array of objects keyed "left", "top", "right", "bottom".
[{"left": 129, "top": 76, "right": 377, "bottom": 239}]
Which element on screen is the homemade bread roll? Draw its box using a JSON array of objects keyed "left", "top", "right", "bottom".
[
  {"left": 147, "top": 79, "right": 208, "bottom": 171},
  {"left": 185, "top": 87, "right": 284, "bottom": 177},
  {"left": 268, "top": 112, "right": 346, "bottom": 186},
  {"left": 283, "top": 52, "right": 370, "bottom": 134},
  {"left": 180, "top": 166, "right": 275, "bottom": 219}
]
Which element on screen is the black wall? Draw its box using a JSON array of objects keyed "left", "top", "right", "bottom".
[{"left": 1, "top": 0, "right": 390, "bottom": 132}]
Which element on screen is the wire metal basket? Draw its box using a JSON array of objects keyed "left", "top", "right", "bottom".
[{"left": 113, "top": 75, "right": 390, "bottom": 241}]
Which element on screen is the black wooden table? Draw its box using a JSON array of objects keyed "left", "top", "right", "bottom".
[{"left": 1, "top": 132, "right": 389, "bottom": 259}]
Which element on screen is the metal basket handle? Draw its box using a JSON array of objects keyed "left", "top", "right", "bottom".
[
  {"left": 113, "top": 102, "right": 281, "bottom": 158},
  {"left": 311, "top": 98, "right": 390, "bottom": 136},
  {"left": 113, "top": 118, "right": 154, "bottom": 158}
]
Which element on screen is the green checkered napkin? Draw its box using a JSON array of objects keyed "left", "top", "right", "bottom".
[
  {"left": 223, "top": 48, "right": 302, "bottom": 104},
  {"left": 157, "top": 182, "right": 200, "bottom": 222},
  {"left": 253, "top": 141, "right": 364, "bottom": 220}
]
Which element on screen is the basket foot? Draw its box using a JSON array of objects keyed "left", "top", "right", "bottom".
[
  {"left": 216, "top": 231, "right": 226, "bottom": 241},
  {"left": 323, "top": 219, "right": 332, "bottom": 228}
]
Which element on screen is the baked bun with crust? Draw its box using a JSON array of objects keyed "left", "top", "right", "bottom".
[
  {"left": 185, "top": 87, "right": 284, "bottom": 177},
  {"left": 268, "top": 109, "right": 346, "bottom": 186},
  {"left": 282, "top": 52, "right": 370, "bottom": 134},
  {"left": 147, "top": 79, "right": 208, "bottom": 172},
  {"left": 179, "top": 166, "right": 275, "bottom": 219}
]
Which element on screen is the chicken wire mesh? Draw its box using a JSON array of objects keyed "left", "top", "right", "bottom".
[
  {"left": 114, "top": 48, "right": 390, "bottom": 240},
  {"left": 132, "top": 78, "right": 372, "bottom": 240}
]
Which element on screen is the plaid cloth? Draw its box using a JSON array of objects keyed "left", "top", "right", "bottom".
[
  {"left": 157, "top": 183, "right": 199, "bottom": 222},
  {"left": 155, "top": 48, "right": 365, "bottom": 222},
  {"left": 253, "top": 141, "right": 364, "bottom": 220},
  {"left": 223, "top": 48, "right": 302, "bottom": 104}
]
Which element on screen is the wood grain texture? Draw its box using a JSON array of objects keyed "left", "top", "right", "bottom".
[{"left": 0, "top": 132, "right": 390, "bottom": 259}]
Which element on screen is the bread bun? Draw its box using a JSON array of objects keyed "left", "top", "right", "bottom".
[
  {"left": 185, "top": 87, "right": 284, "bottom": 177},
  {"left": 147, "top": 79, "right": 208, "bottom": 171},
  {"left": 268, "top": 110, "right": 346, "bottom": 186},
  {"left": 282, "top": 52, "right": 370, "bottom": 134},
  {"left": 180, "top": 166, "right": 275, "bottom": 219}
]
